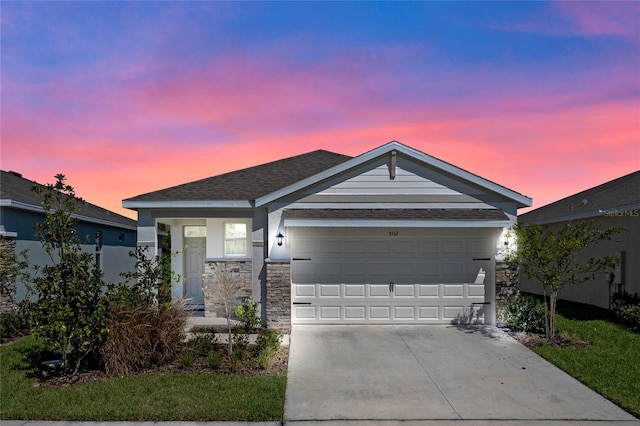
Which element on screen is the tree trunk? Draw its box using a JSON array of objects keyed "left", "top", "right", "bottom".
[{"left": 549, "top": 289, "right": 558, "bottom": 340}]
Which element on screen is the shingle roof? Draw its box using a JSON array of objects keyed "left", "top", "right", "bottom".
[
  {"left": 1, "top": 170, "right": 136, "bottom": 228},
  {"left": 283, "top": 208, "right": 508, "bottom": 221},
  {"left": 520, "top": 170, "right": 640, "bottom": 224},
  {"left": 124, "top": 150, "right": 352, "bottom": 203}
]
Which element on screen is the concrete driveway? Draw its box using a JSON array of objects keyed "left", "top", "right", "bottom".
[{"left": 284, "top": 325, "right": 638, "bottom": 425}]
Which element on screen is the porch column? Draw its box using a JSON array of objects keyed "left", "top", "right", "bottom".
[
  {"left": 265, "top": 260, "right": 291, "bottom": 333},
  {"left": 137, "top": 210, "right": 158, "bottom": 257}
]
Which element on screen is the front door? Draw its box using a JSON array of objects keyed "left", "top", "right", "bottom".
[{"left": 184, "top": 237, "right": 206, "bottom": 309}]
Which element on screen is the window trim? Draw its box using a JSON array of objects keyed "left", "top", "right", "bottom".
[{"left": 223, "top": 222, "right": 248, "bottom": 257}]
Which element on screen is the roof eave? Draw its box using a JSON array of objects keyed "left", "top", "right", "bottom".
[
  {"left": 122, "top": 200, "right": 254, "bottom": 210},
  {"left": 1, "top": 199, "right": 137, "bottom": 230}
]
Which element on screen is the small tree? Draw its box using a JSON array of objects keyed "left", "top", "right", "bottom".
[
  {"left": 119, "top": 245, "right": 181, "bottom": 307},
  {"left": 204, "top": 265, "right": 244, "bottom": 358},
  {"left": 506, "top": 221, "right": 624, "bottom": 339},
  {"left": 30, "top": 174, "right": 109, "bottom": 374}
]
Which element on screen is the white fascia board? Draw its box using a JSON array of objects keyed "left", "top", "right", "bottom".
[
  {"left": 1, "top": 199, "right": 137, "bottom": 231},
  {"left": 290, "top": 202, "right": 495, "bottom": 209},
  {"left": 256, "top": 140, "right": 532, "bottom": 208},
  {"left": 122, "top": 200, "right": 253, "bottom": 209},
  {"left": 284, "top": 219, "right": 511, "bottom": 228}
]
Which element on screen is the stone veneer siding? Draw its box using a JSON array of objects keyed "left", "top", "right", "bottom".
[
  {"left": 203, "top": 259, "right": 252, "bottom": 318},
  {"left": 0, "top": 237, "right": 17, "bottom": 313},
  {"left": 266, "top": 261, "right": 291, "bottom": 333},
  {"left": 495, "top": 260, "right": 519, "bottom": 322}
]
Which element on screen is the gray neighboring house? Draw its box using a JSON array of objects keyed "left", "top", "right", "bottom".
[
  {"left": 0, "top": 170, "right": 137, "bottom": 311},
  {"left": 519, "top": 171, "right": 640, "bottom": 309},
  {"left": 123, "top": 141, "right": 532, "bottom": 331}
]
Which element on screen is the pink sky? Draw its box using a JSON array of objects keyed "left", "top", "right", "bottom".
[{"left": 2, "top": 2, "right": 638, "bottom": 220}]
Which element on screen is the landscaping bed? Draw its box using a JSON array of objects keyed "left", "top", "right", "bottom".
[{"left": 0, "top": 335, "right": 288, "bottom": 421}]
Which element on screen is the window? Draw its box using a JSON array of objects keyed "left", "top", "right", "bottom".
[
  {"left": 224, "top": 223, "right": 247, "bottom": 257},
  {"left": 184, "top": 226, "right": 206, "bottom": 238}
]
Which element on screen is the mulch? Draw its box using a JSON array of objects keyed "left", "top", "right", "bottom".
[{"left": 34, "top": 345, "right": 289, "bottom": 388}]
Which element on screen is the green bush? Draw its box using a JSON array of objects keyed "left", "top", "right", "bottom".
[
  {"left": 187, "top": 332, "right": 218, "bottom": 356},
  {"left": 611, "top": 292, "right": 640, "bottom": 333},
  {"left": 231, "top": 345, "right": 246, "bottom": 372},
  {"left": 207, "top": 349, "right": 223, "bottom": 370},
  {"left": 503, "top": 293, "right": 545, "bottom": 333},
  {"left": 0, "top": 302, "right": 32, "bottom": 342},
  {"left": 234, "top": 299, "right": 260, "bottom": 333},
  {"left": 255, "top": 329, "right": 281, "bottom": 352},
  {"left": 179, "top": 349, "right": 197, "bottom": 369},
  {"left": 257, "top": 346, "right": 277, "bottom": 370}
]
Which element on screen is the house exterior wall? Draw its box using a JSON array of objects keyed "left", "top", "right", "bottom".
[
  {"left": 1, "top": 207, "right": 136, "bottom": 304},
  {"left": 519, "top": 214, "right": 639, "bottom": 309}
]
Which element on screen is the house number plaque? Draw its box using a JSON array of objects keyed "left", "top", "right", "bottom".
[{"left": 389, "top": 231, "right": 399, "bottom": 236}]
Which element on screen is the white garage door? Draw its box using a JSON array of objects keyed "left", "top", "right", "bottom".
[{"left": 290, "top": 227, "right": 496, "bottom": 324}]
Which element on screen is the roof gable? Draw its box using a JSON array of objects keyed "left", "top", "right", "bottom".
[
  {"left": 256, "top": 141, "right": 531, "bottom": 208},
  {"left": 520, "top": 170, "right": 640, "bottom": 224},
  {"left": 1, "top": 170, "right": 136, "bottom": 229}
]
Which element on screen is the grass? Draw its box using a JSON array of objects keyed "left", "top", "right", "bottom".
[
  {"left": 531, "top": 301, "right": 640, "bottom": 418},
  {"left": 0, "top": 336, "right": 286, "bottom": 421}
]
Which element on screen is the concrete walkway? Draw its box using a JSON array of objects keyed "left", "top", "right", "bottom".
[{"left": 284, "top": 325, "right": 639, "bottom": 425}]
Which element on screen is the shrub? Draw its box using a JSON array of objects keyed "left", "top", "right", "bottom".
[
  {"left": 503, "top": 293, "right": 545, "bottom": 333},
  {"left": 0, "top": 302, "right": 32, "bottom": 342},
  {"left": 179, "top": 350, "right": 196, "bottom": 369},
  {"left": 257, "top": 346, "right": 277, "bottom": 370},
  {"left": 187, "top": 332, "right": 218, "bottom": 356},
  {"left": 256, "top": 329, "right": 281, "bottom": 352},
  {"left": 231, "top": 345, "right": 246, "bottom": 372},
  {"left": 207, "top": 349, "right": 223, "bottom": 370},
  {"left": 102, "top": 303, "right": 188, "bottom": 376},
  {"left": 611, "top": 292, "right": 640, "bottom": 333},
  {"left": 234, "top": 299, "right": 260, "bottom": 333}
]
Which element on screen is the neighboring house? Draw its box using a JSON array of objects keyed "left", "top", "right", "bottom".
[
  {"left": 123, "top": 141, "right": 531, "bottom": 331},
  {"left": 0, "top": 170, "right": 137, "bottom": 311},
  {"left": 519, "top": 171, "right": 640, "bottom": 310}
]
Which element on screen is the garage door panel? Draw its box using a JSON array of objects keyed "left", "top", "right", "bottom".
[
  {"left": 443, "top": 306, "right": 465, "bottom": 319},
  {"left": 369, "top": 306, "right": 391, "bottom": 320},
  {"left": 392, "top": 240, "right": 415, "bottom": 253},
  {"left": 295, "top": 284, "right": 316, "bottom": 298},
  {"left": 319, "top": 240, "right": 341, "bottom": 254},
  {"left": 344, "top": 284, "right": 366, "bottom": 297},
  {"left": 394, "top": 306, "right": 415, "bottom": 319},
  {"left": 443, "top": 284, "right": 464, "bottom": 297},
  {"left": 393, "top": 262, "right": 415, "bottom": 276},
  {"left": 344, "top": 262, "right": 366, "bottom": 275},
  {"left": 443, "top": 240, "right": 464, "bottom": 254},
  {"left": 369, "top": 284, "right": 390, "bottom": 297},
  {"left": 345, "top": 306, "right": 366, "bottom": 319},
  {"left": 319, "top": 284, "right": 340, "bottom": 297},
  {"left": 418, "top": 306, "right": 440, "bottom": 320},
  {"left": 418, "top": 284, "right": 440, "bottom": 297},
  {"left": 394, "top": 284, "right": 415, "bottom": 297},
  {"left": 442, "top": 262, "right": 465, "bottom": 276},
  {"left": 468, "top": 284, "right": 485, "bottom": 297},
  {"left": 319, "top": 306, "right": 341, "bottom": 319},
  {"left": 294, "top": 305, "right": 316, "bottom": 319}
]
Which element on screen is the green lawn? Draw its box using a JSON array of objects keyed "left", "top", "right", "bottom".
[
  {"left": 0, "top": 336, "right": 286, "bottom": 421},
  {"left": 532, "top": 305, "right": 640, "bottom": 418}
]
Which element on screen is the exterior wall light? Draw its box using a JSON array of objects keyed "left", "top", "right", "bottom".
[{"left": 276, "top": 232, "right": 284, "bottom": 246}]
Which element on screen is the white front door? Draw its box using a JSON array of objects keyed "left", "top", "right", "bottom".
[
  {"left": 290, "top": 227, "right": 497, "bottom": 324},
  {"left": 184, "top": 237, "right": 206, "bottom": 309}
]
